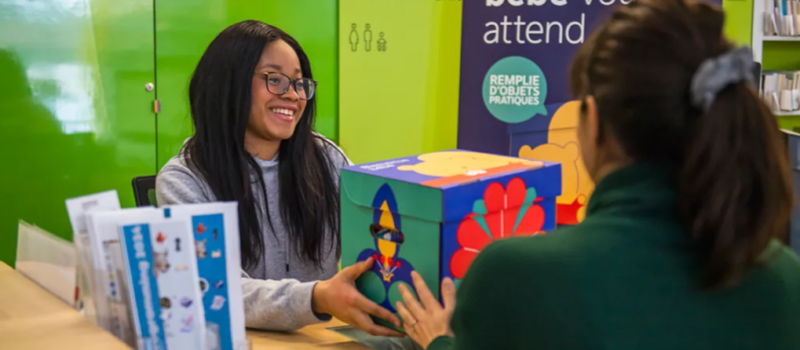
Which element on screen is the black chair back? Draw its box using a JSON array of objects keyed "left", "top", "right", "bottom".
[
  {"left": 132, "top": 175, "right": 157, "bottom": 207},
  {"left": 781, "top": 129, "right": 800, "bottom": 255}
]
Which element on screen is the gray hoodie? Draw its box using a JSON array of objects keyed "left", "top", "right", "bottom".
[{"left": 155, "top": 136, "right": 351, "bottom": 331}]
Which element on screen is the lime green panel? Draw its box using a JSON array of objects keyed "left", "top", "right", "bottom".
[
  {"left": 155, "top": 1, "right": 339, "bottom": 168},
  {"left": 778, "top": 116, "right": 800, "bottom": 130},
  {"left": 339, "top": 0, "right": 462, "bottom": 164},
  {"left": 722, "top": 0, "right": 753, "bottom": 46},
  {"left": 0, "top": 0, "right": 156, "bottom": 265},
  {"left": 763, "top": 42, "right": 800, "bottom": 70}
]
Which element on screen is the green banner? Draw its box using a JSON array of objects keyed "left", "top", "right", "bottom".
[{"left": 339, "top": 0, "right": 462, "bottom": 164}]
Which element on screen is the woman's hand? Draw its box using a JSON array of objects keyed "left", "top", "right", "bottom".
[
  {"left": 396, "top": 271, "right": 456, "bottom": 349},
  {"left": 313, "top": 257, "right": 404, "bottom": 337}
]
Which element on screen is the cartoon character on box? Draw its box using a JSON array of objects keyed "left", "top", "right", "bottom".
[
  {"left": 519, "top": 101, "right": 594, "bottom": 224},
  {"left": 356, "top": 184, "right": 416, "bottom": 313}
]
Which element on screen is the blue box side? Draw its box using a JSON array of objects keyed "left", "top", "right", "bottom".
[{"left": 441, "top": 164, "right": 562, "bottom": 224}]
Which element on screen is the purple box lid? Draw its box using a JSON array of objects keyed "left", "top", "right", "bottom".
[{"left": 342, "top": 149, "right": 558, "bottom": 189}]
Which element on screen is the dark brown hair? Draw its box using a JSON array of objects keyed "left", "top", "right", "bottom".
[{"left": 570, "top": 0, "right": 792, "bottom": 290}]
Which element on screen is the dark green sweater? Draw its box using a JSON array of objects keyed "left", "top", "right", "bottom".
[{"left": 430, "top": 162, "right": 800, "bottom": 350}]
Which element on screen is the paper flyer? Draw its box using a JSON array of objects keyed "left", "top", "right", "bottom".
[
  {"left": 65, "top": 190, "right": 122, "bottom": 324},
  {"left": 86, "top": 207, "right": 160, "bottom": 346},
  {"left": 164, "top": 202, "right": 246, "bottom": 350},
  {"left": 103, "top": 240, "right": 136, "bottom": 346},
  {"left": 120, "top": 220, "right": 206, "bottom": 350}
]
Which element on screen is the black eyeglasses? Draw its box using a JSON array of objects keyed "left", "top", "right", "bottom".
[{"left": 261, "top": 72, "right": 317, "bottom": 100}]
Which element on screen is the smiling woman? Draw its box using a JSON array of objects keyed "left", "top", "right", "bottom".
[
  {"left": 247, "top": 41, "right": 318, "bottom": 147},
  {"left": 155, "top": 21, "right": 403, "bottom": 336}
]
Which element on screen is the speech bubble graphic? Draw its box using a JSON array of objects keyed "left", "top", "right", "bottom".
[{"left": 482, "top": 56, "right": 549, "bottom": 124}]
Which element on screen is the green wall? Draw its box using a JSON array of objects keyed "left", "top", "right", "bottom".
[
  {"left": 338, "top": 0, "right": 462, "bottom": 164},
  {"left": 0, "top": 0, "right": 156, "bottom": 265},
  {"left": 723, "top": 0, "right": 753, "bottom": 46}
]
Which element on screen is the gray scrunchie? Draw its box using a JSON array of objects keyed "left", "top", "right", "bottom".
[{"left": 690, "top": 47, "right": 756, "bottom": 112}]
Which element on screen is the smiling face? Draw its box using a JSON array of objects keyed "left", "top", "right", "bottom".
[{"left": 247, "top": 39, "right": 307, "bottom": 146}]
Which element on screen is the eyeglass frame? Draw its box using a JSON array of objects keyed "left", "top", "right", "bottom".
[{"left": 259, "top": 71, "right": 318, "bottom": 101}]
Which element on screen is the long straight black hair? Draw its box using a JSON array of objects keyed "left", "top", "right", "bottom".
[{"left": 185, "top": 20, "right": 341, "bottom": 270}]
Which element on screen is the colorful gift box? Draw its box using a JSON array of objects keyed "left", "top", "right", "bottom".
[{"left": 340, "top": 150, "right": 561, "bottom": 329}]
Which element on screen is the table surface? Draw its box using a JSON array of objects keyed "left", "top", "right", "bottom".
[{"left": 0, "top": 261, "right": 368, "bottom": 350}]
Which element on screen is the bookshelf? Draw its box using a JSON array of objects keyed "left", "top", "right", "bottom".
[
  {"left": 764, "top": 36, "right": 800, "bottom": 41},
  {"left": 752, "top": 0, "right": 800, "bottom": 116},
  {"left": 752, "top": 0, "right": 800, "bottom": 61}
]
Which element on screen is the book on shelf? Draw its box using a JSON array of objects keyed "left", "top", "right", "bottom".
[
  {"left": 763, "top": 0, "right": 800, "bottom": 36},
  {"left": 761, "top": 70, "right": 800, "bottom": 114}
]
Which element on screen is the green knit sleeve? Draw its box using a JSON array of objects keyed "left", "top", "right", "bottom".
[
  {"left": 427, "top": 336, "right": 455, "bottom": 350},
  {"left": 442, "top": 239, "right": 524, "bottom": 350}
]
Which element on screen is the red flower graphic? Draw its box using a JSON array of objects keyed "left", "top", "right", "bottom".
[{"left": 450, "top": 178, "right": 545, "bottom": 279}]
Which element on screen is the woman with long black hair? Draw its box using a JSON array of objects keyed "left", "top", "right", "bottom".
[{"left": 156, "top": 20, "right": 402, "bottom": 336}]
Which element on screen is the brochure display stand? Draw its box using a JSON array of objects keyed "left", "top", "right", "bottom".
[{"left": 65, "top": 191, "right": 248, "bottom": 350}]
